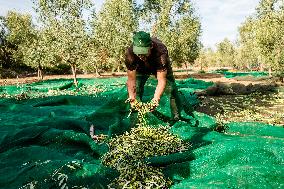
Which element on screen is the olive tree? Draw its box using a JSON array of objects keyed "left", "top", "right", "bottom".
[
  {"left": 138, "top": 0, "right": 202, "bottom": 67},
  {"left": 55, "top": 19, "right": 89, "bottom": 86},
  {"left": 92, "top": 0, "right": 137, "bottom": 73},
  {"left": 237, "top": 0, "right": 284, "bottom": 80},
  {"left": 195, "top": 48, "right": 218, "bottom": 71},
  {"left": 21, "top": 26, "right": 61, "bottom": 79},
  {"left": 215, "top": 38, "right": 236, "bottom": 68},
  {"left": 32, "top": 0, "right": 93, "bottom": 85},
  {"left": 3, "top": 11, "right": 36, "bottom": 70}
]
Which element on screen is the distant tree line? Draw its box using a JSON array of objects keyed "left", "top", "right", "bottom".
[
  {"left": 195, "top": 0, "right": 284, "bottom": 81},
  {"left": 0, "top": 0, "right": 202, "bottom": 85}
]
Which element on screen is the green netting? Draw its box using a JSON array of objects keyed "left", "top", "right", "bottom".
[
  {"left": 167, "top": 122, "right": 284, "bottom": 189},
  {"left": 0, "top": 77, "right": 283, "bottom": 189},
  {"left": 212, "top": 71, "right": 269, "bottom": 78}
]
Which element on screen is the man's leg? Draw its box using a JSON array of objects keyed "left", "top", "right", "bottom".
[
  {"left": 136, "top": 74, "right": 150, "bottom": 101},
  {"left": 170, "top": 83, "right": 183, "bottom": 120},
  {"left": 170, "top": 81, "right": 199, "bottom": 126},
  {"left": 166, "top": 75, "right": 183, "bottom": 120},
  {"left": 169, "top": 83, "right": 199, "bottom": 126}
]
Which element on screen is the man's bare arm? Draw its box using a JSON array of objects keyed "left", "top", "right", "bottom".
[
  {"left": 153, "top": 70, "right": 167, "bottom": 102},
  {"left": 126, "top": 70, "right": 137, "bottom": 100}
]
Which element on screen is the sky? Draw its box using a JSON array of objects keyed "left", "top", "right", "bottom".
[{"left": 0, "top": 0, "right": 260, "bottom": 48}]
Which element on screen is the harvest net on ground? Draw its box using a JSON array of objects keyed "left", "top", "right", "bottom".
[
  {"left": 212, "top": 70, "right": 269, "bottom": 78},
  {"left": 0, "top": 77, "right": 283, "bottom": 189}
]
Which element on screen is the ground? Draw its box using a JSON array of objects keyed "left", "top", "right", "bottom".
[{"left": 1, "top": 72, "right": 283, "bottom": 126}]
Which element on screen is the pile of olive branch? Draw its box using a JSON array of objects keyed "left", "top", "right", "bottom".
[
  {"left": 129, "top": 100, "right": 157, "bottom": 127},
  {"left": 102, "top": 101, "right": 189, "bottom": 188},
  {"left": 0, "top": 85, "right": 103, "bottom": 100}
]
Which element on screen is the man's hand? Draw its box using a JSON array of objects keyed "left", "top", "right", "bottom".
[
  {"left": 152, "top": 70, "right": 166, "bottom": 109},
  {"left": 126, "top": 70, "right": 137, "bottom": 103},
  {"left": 126, "top": 98, "right": 137, "bottom": 109},
  {"left": 130, "top": 99, "right": 138, "bottom": 110},
  {"left": 150, "top": 98, "right": 159, "bottom": 112}
]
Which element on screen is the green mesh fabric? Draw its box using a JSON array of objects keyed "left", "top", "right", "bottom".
[
  {"left": 167, "top": 121, "right": 284, "bottom": 189},
  {"left": 212, "top": 71, "right": 269, "bottom": 78},
  {"left": 0, "top": 77, "right": 283, "bottom": 189}
]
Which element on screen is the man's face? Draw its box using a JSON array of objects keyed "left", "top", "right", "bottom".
[
  {"left": 136, "top": 45, "right": 152, "bottom": 62},
  {"left": 137, "top": 54, "right": 148, "bottom": 62}
]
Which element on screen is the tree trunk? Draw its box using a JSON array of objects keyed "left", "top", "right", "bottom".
[
  {"left": 275, "top": 48, "right": 282, "bottom": 82},
  {"left": 246, "top": 63, "right": 251, "bottom": 71},
  {"left": 71, "top": 64, "right": 78, "bottom": 87},
  {"left": 268, "top": 67, "right": 272, "bottom": 77},
  {"left": 94, "top": 63, "right": 100, "bottom": 77},
  {"left": 280, "top": 75, "right": 284, "bottom": 83},
  {"left": 259, "top": 63, "right": 264, "bottom": 72},
  {"left": 111, "top": 66, "right": 115, "bottom": 74},
  {"left": 37, "top": 65, "right": 43, "bottom": 80},
  {"left": 117, "top": 65, "right": 120, "bottom": 73},
  {"left": 184, "top": 62, "right": 189, "bottom": 76}
]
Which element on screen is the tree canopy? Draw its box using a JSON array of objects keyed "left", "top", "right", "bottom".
[{"left": 1, "top": 0, "right": 283, "bottom": 81}]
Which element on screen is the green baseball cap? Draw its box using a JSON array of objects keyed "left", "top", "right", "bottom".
[{"left": 133, "top": 31, "right": 151, "bottom": 55}]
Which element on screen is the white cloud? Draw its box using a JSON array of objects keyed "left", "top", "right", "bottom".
[
  {"left": 192, "top": 0, "right": 259, "bottom": 48},
  {"left": 0, "top": 0, "right": 35, "bottom": 16}
]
